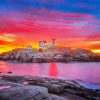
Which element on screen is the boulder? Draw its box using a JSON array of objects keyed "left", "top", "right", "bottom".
[
  {"left": 51, "top": 95, "right": 65, "bottom": 100},
  {"left": 0, "top": 81, "right": 66, "bottom": 100},
  {"left": 0, "top": 76, "right": 100, "bottom": 100}
]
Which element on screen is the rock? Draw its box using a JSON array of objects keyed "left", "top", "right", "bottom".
[
  {"left": 27, "top": 77, "right": 100, "bottom": 99},
  {"left": 64, "top": 85, "right": 100, "bottom": 100},
  {"left": 0, "top": 46, "right": 98, "bottom": 63},
  {"left": 0, "top": 81, "right": 67, "bottom": 100},
  {"left": 0, "top": 75, "right": 100, "bottom": 100},
  {"left": 7, "top": 71, "right": 12, "bottom": 74},
  {"left": 1, "top": 76, "right": 25, "bottom": 82},
  {"left": 0, "top": 81, "right": 52, "bottom": 100},
  {"left": 0, "top": 46, "right": 35, "bottom": 62},
  {"left": 51, "top": 95, "right": 65, "bottom": 100},
  {"left": 28, "top": 78, "right": 65, "bottom": 94},
  {"left": 47, "top": 83, "right": 65, "bottom": 94}
]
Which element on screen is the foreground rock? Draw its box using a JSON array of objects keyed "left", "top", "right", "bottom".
[
  {"left": 0, "top": 75, "right": 100, "bottom": 100},
  {"left": 0, "top": 81, "right": 65, "bottom": 100}
]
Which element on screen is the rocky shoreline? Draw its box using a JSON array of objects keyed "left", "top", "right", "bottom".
[
  {"left": 0, "top": 75, "right": 100, "bottom": 100},
  {"left": 0, "top": 46, "right": 100, "bottom": 63}
]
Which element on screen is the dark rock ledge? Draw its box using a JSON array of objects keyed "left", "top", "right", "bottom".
[{"left": 0, "top": 75, "right": 100, "bottom": 100}]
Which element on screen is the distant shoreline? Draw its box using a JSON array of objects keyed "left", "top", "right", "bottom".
[
  {"left": 0, "top": 46, "right": 100, "bottom": 63},
  {"left": 0, "top": 59, "right": 100, "bottom": 63}
]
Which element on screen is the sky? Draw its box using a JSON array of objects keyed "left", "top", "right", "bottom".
[{"left": 0, "top": 0, "right": 100, "bottom": 53}]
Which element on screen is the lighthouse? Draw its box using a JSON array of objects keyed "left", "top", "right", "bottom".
[{"left": 52, "top": 39, "right": 56, "bottom": 46}]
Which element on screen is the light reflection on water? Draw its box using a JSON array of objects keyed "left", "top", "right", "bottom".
[
  {"left": 0, "top": 61, "right": 9, "bottom": 73},
  {"left": 0, "top": 61, "right": 100, "bottom": 89},
  {"left": 0, "top": 86, "right": 11, "bottom": 90}
]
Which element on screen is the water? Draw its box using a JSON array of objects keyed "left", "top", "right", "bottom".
[{"left": 0, "top": 61, "right": 100, "bottom": 89}]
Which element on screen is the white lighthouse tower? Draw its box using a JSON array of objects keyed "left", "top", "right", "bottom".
[{"left": 52, "top": 39, "right": 56, "bottom": 46}]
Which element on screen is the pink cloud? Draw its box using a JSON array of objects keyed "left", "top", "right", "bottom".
[{"left": 0, "top": 9, "right": 99, "bottom": 50}]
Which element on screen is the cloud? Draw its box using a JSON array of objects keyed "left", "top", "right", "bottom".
[
  {"left": 0, "top": 9, "right": 99, "bottom": 44},
  {"left": 0, "top": 1, "right": 100, "bottom": 51},
  {"left": 0, "top": 33, "right": 16, "bottom": 42},
  {"left": 0, "top": 9, "right": 98, "bottom": 33}
]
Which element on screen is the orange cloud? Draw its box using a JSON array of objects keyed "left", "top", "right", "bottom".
[
  {"left": 0, "top": 33, "right": 16, "bottom": 42},
  {"left": 0, "top": 10, "right": 100, "bottom": 53}
]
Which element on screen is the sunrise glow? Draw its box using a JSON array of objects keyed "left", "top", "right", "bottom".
[{"left": 0, "top": 0, "right": 100, "bottom": 53}]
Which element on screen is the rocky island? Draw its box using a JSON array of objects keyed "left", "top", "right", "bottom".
[
  {"left": 0, "top": 46, "right": 100, "bottom": 63},
  {"left": 0, "top": 75, "right": 100, "bottom": 100}
]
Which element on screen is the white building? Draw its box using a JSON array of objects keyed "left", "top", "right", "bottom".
[{"left": 39, "top": 39, "right": 56, "bottom": 48}]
